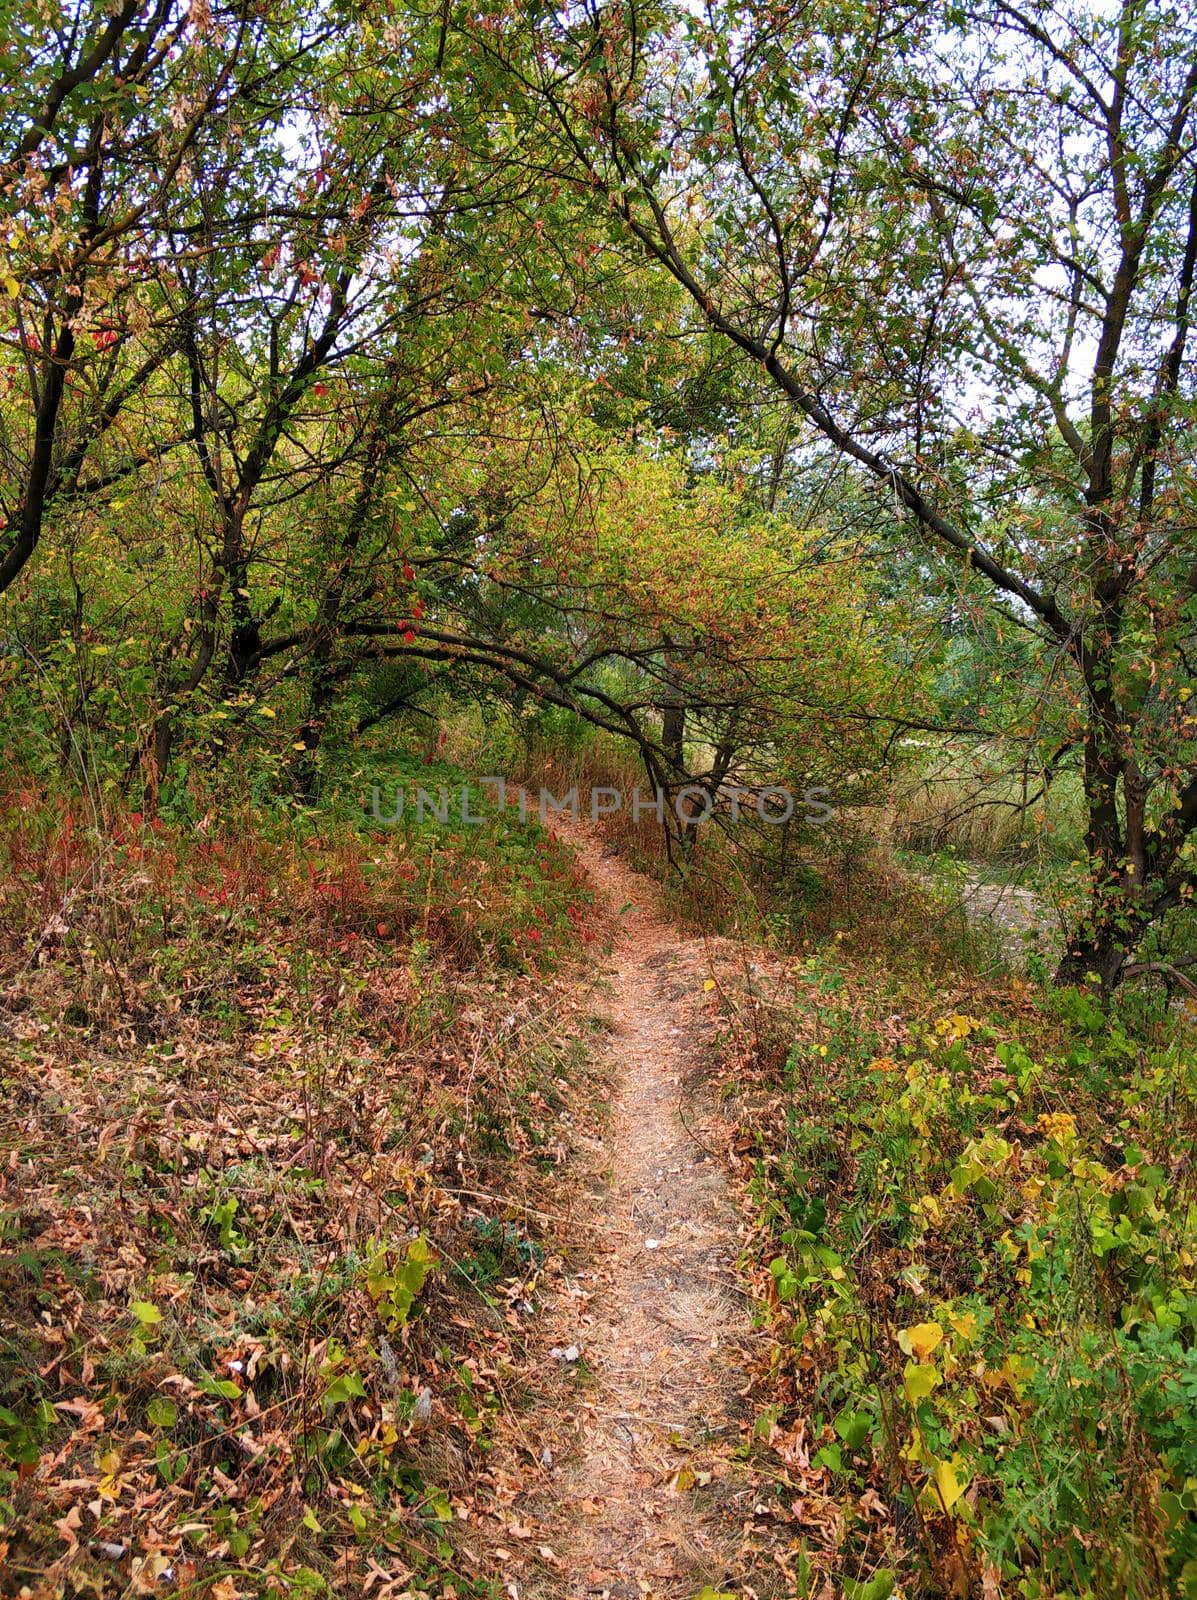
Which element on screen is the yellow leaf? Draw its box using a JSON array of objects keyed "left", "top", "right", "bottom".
[
  {"left": 897, "top": 1321, "right": 943, "bottom": 1361},
  {"left": 1001, "top": 1353, "right": 1037, "bottom": 1396},
  {"left": 916, "top": 1193, "right": 942, "bottom": 1225},
  {"left": 2, "top": 275, "right": 18, "bottom": 298},
  {"left": 935, "top": 1012, "right": 984, "bottom": 1041},
  {"left": 259, "top": 705, "right": 276, "bottom": 718},
  {"left": 948, "top": 1308, "right": 978, "bottom": 1342},
  {"left": 931, "top": 1454, "right": 968, "bottom": 1511},
  {"left": 702, "top": 978, "right": 716, "bottom": 992},
  {"left": 903, "top": 1359, "right": 941, "bottom": 1402}
]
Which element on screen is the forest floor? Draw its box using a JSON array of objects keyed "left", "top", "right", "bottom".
[
  {"left": 5, "top": 781, "right": 1193, "bottom": 1600},
  {"left": 478, "top": 817, "right": 782, "bottom": 1599}
]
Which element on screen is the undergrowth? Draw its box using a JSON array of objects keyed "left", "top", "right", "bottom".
[
  {"left": 0, "top": 763, "right": 604, "bottom": 1598},
  {"left": 710, "top": 878, "right": 1197, "bottom": 1600},
  {"left": 467, "top": 709, "right": 887, "bottom": 950}
]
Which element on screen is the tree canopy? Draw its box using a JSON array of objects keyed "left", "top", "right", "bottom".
[{"left": 2, "top": 0, "right": 1195, "bottom": 984}]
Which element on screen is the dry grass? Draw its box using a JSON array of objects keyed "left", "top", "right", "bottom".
[{"left": 891, "top": 744, "right": 1084, "bottom": 861}]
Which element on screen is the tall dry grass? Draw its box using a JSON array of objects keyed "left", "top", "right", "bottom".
[{"left": 891, "top": 743, "right": 1084, "bottom": 862}]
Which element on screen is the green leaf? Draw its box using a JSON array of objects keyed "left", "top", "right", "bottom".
[
  {"left": 834, "top": 1408, "right": 872, "bottom": 1450},
  {"left": 844, "top": 1573, "right": 896, "bottom": 1600},
  {"left": 324, "top": 1371, "right": 368, "bottom": 1406},
  {"left": 199, "top": 1376, "right": 242, "bottom": 1401},
  {"left": 425, "top": 1486, "right": 453, "bottom": 1522},
  {"left": 130, "top": 1300, "right": 162, "bottom": 1325},
  {"left": 146, "top": 1397, "right": 177, "bottom": 1428},
  {"left": 154, "top": 1439, "right": 179, "bottom": 1483}
]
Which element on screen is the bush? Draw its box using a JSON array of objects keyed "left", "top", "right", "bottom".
[{"left": 728, "top": 952, "right": 1197, "bottom": 1598}]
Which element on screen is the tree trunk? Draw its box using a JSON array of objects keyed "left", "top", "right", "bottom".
[
  {"left": 1055, "top": 929, "right": 1131, "bottom": 995},
  {"left": 292, "top": 655, "right": 337, "bottom": 801},
  {"left": 662, "top": 700, "right": 685, "bottom": 769}
]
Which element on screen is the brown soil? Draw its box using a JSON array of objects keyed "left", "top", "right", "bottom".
[{"left": 486, "top": 817, "right": 769, "bottom": 1598}]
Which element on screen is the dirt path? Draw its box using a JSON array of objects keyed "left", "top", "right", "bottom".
[{"left": 507, "top": 820, "right": 763, "bottom": 1598}]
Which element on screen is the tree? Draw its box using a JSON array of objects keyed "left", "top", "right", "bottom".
[
  {"left": 0, "top": 0, "right": 313, "bottom": 596},
  {"left": 461, "top": 0, "right": 1197, "bottom": 989},
  {"left": 329, "top": 412, "right": 906, "bottom": 859},
  {"left": 131, "top": 4, "right": 503, "bottom": 784}
]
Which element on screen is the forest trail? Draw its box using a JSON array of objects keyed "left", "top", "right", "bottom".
[{"left": 507, "top": 817, "right": 763, "bottom": 1598}]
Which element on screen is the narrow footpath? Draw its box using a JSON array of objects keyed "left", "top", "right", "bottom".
[{"left": 496, "top": 818, "right": 772, "bottom": 1598}]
